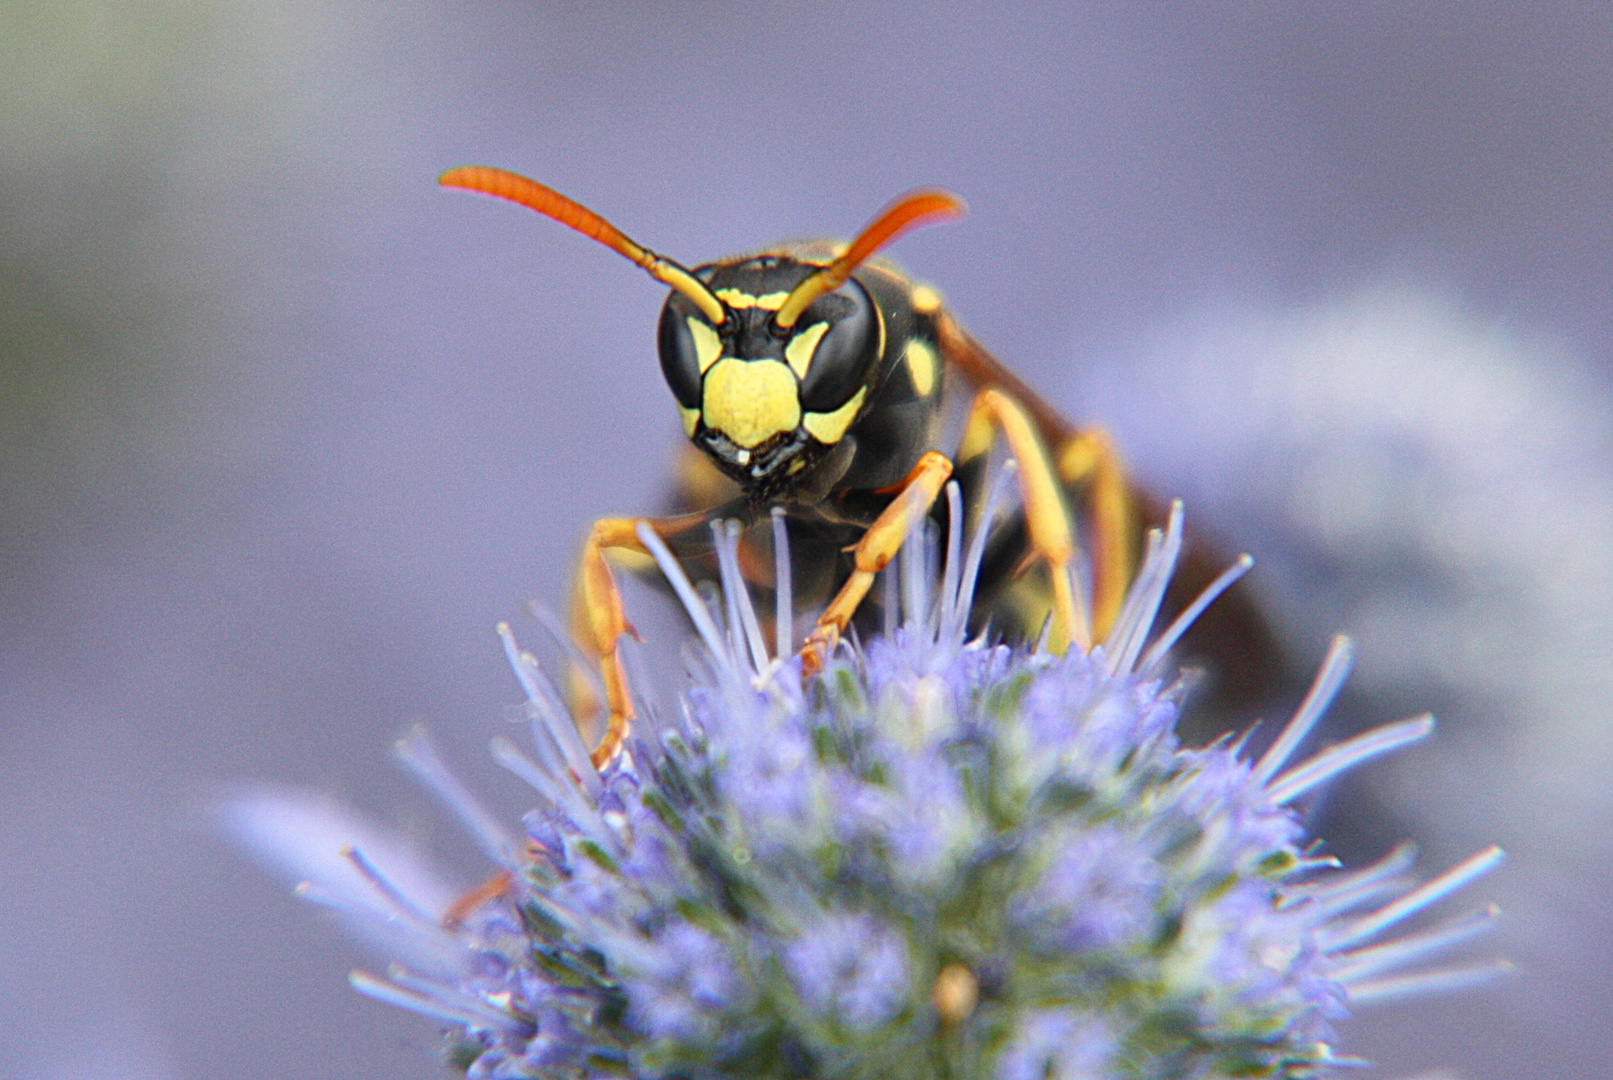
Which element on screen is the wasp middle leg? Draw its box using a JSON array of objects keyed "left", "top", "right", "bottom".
[
  {"left": 956, "top": 388, "right": 1095, "bottom": 655},
  {"left": 1052, "top": 425, "right": 1135, "bottom": 640}
]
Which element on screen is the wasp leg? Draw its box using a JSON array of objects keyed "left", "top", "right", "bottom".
[
  {"left": 443, "top": 515, "right": 696, "bottom": 924},
  {"left": 800, "top": 451, "right": 954, "bottom": 673},
  {"left": 957, "top": 389, "right": 1092, "bottom": 654},
  {"left": 570, "top": 512, "right": 709, "bottom": 768},
  {"left": 442, "top": 870, "right": 514, "bottom": 929},
  {"left": 1053, "top": 426, "right": 1135, "bottom": 641}
]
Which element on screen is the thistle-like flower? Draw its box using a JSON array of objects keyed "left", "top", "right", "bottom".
[{"left": 230, "top": 473, "right": 1504, "bottom": 1080}]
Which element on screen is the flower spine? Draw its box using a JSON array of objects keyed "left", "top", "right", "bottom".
[{"left": 230, "top": 469, "right": 1505, "bottom": 1079}]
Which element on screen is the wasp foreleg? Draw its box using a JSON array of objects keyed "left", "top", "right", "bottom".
[
  {"left": 800, "top": 451, "right": 954, "bottom": 673},
  {"left": 570, "top": 512, "right": 708, "bottom": 767}
]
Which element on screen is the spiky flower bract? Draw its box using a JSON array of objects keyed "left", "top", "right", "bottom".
[{"left": 229, "top": 473, "right": 1504, "bottom": 1080}]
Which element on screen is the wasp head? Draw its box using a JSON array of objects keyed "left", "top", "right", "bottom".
[
  {"left": 435, "top": 168, "right": 961, "bottom": 502},
  {"left": 657, "top": 256, "right": 882, "bottom": 501}
]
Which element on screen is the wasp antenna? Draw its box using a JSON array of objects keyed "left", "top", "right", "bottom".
[
  {"left": 775, "top": 189, "right": 965, "bottom": 330},
  {"left": 439, "top": 166, "right": 726, "bottom": 325}
]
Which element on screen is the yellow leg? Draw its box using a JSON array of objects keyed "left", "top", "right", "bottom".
[
  {"left": 1055, "top": 427, "right": 1135, "bottom": 642},
  {"left": 800, "top": 451, "right": 954, "bottom": 673},
  {"left": 569, "top": 511, "right": 709, "bottom": 768},
  {"left": 571, "top": 518, "right": 645, "bottom": 769},
  {"left": 957, "top": 389, "right": 1091, "bottom": 654}
]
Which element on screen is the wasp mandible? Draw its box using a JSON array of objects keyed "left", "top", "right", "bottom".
[{"left": 440, "top": 167, "right": 1262, "bottom": 765}]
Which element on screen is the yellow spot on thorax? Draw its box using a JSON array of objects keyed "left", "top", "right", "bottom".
[
  {"left": 957, "top": 402, "right": 994, "bottom": 462},
  {"left": 784, "top": 321, "right": 830, "bottom": 380},
  {"left": 802, "top": 385, "right": 866, "bottom": 445},
  {"left": 687, "top": 317, "right": 723, "bottom": 374},
  {"left": 714, "top": 288, "right": 790, "bottom": 311},
  {"left": 702, "top": 358, "right": 800, "bottom": 449},
  {"left": 910, "top": 284, "right": 943, "bottom": 313},
  {"left": 904, "top": 339, "right": 938, "bottom": 396}
]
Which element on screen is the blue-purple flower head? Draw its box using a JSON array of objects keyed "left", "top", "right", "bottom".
[{"left": 230, "top": 468, "right": 1505, "bottom": 1080}]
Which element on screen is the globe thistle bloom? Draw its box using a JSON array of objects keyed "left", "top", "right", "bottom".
[{"left": 230, "top": 474, "right": 1505, "bottom": 1080}]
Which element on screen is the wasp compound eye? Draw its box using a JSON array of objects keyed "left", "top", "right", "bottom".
[
  {"left": 657, "top": 294, "right": 719, "bottom": 412},
  {"left": 793, "top": 279, "right": 881, "bottom": 414}
]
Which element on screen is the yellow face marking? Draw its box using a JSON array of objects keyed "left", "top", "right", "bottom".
[
  {"left": 802, "top": 385, "right": 867, "bottom": 445},
  {"left": 904, "top": 339, "right": 937, "bottom": 397},
  {"left": 702, "top": 358, "right": 801, "bottom": 449},
  {"left": 957, "top": 404, "right": 993, "bottom": 462},
  {"left": 910, "top": 284, "right": 943, "bottom": 313},
  {"left": 714, "top": 288, "right": 790, "bottom": 311},
  {"left": 687, "top": 316, "right": 724, "bottom": 374},
  {"left": 783, "top": 321, "right": 831, "bottom": 380},
  {"left": 678, "top": 404, "right": 700, "bottom": 438}
]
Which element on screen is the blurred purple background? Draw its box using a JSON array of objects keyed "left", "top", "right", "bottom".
[{"left": 3, "top": 3, "right": 1611, "bottom": 1078}]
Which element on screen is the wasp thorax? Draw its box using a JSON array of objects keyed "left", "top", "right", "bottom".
[{"left": 657, "top": 257, "right": 881, "bottom": 495}]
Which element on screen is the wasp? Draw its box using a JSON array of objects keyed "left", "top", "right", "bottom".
[{"left": 440, "top": 167, "right": 1277, "bottom": 765}]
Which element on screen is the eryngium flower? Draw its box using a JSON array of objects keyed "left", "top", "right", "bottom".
[{"left": 230, "top": 478, "right": 1505, "bottom": 1080}]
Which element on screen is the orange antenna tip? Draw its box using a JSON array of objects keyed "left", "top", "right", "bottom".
[
  {"left": 775, "top": 188, "right": 965, "bottom": 329},
  {"left": 438, "top": 165, "right": 726, "bottom": 324},
  {"left": 851, "top": 189, "right": 967, "bottom": 256}
]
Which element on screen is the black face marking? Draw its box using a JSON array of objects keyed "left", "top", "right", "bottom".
[{"left": 657, "top": 295, "right": 707, "bottom": 409}]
